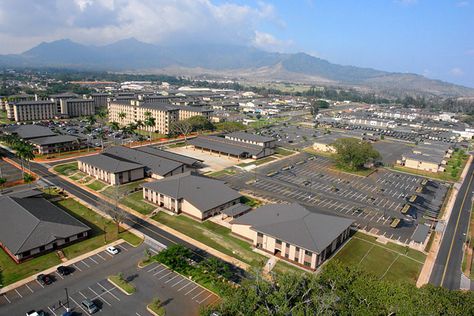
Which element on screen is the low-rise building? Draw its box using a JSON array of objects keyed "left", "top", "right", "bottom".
[
  {"left": 312, "top": 134, "right": 340, "bottom": 153},
  {"left": 231, "top": 203, "right": 354, "bottom": 270},
  {"left": 188, "top": 135, "right": 274, "bottom": 159},
  {"left": 0, "top": 190, "right": 90, "bottom": 262},
  {"left": 29, "top": 135, "right": 84, "bottom": 154},
  {"left": 142, "top": 172, "right": 242, "bottom": 220},
  {"left": 398, "top": 142, "right": 453, "bottom": 173},
  {"left": 225, "top": 132, "right": 276, "bottom": 149}
]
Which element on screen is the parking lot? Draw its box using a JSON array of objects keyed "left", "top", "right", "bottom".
[
  {"left": 0, "top": 241, "right": 217, "bottom": 316},
  {"left": 217, "top": 152, "right": 448, "bottom": 244}
]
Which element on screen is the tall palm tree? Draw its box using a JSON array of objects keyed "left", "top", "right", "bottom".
[
  {"left": 109, "top": 121, "right": 120, "bottom": 132},
  {"left": 16, "top": 142, "right": 35, "bottom": 177},
  {"left": 118, "top": 111, "right": 126, "bottom": 127},
  {"left": 87, "top": 115, "right": 97, "bottom": 127},
  {"left": 97, "top": 129, "right": 106, "bottom": 150},
  {"left": 144, "top": 112, "right": 156, "bottom": 142}
]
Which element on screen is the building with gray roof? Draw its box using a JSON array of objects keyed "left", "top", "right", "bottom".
[
  {"left": 0, "top": 192, "right": 90, "bottom": 262},
  {"left": 2, "top": 124, "right": 56, "bottom": 139},
  {"left": 231, "top": 203, "right": 354, "bottom": 270},
  {"left": 137, "top": 146, "right": 202, "bottom": 168},
  {"left": 188, "top": 135, "right": 274, "bottom": 159},
  {"left": 142, "top": 172, "right": 242, "bottom": 220},
  {"left": 29, "top": 135, "right": 84, "bottom": 154},
  {"left": 225, "top": 131, "right": 276, "bottom": 148}
]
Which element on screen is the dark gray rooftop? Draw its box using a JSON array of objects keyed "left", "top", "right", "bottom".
[
  {"left": 2, "top": 124, "right": 56, "bottom": 139},
  {"left": 188, "top": 136, "right": 264, "bottom": 156},
  {"left": 29, "top": 135, "right": 80, "bottom": 146},
  {"left": 137, "top": 146, "right": 202, "bottom": 166},
  {"left": 103, "top": 146, "right": 184, "bottom": 176},
  {"left": 142, "top": 172, "right": 241, "bottom": 213},
  {"left": 222, "top": 203, "right": 251, "bottom": 217},
  {"left": 15, "top": 100, "right": 55, "bottom": 106},
  {"left": 78, "top": 153, "right": 144, "bottom": 173},
  {"left": 0, "top": 194, "right": 90, "bottom": 255},
  {"left": 231, "top": 203, "right": 354, "bottom": 253},
  {"left": 412, "top": 224, "right": 430, "bottom": 243},
  {"left": 140, "top": 102, "right": 179, "bottom": 112},
  {"left": 178, "top": 106, "right": 213, "bottom": 113},
  {"left": 226, "top": 131, "right": 275, "bottom": 143}
]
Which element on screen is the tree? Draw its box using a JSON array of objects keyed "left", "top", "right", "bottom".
[
  {"left": 186, "top": 116, "right": 214, "bottom": 133},
  {"left": 144, "top": 111, "right": 156, "bottom": 141},
  {"left": 23, "top": 173, "right": 34, "bottom": 186},
  {"left": 170, "top": 120, "right": 193, "bottom": 142},
  {"left": 109, "top": 121, "right": 120, "bottom": 132},
  {"left": 0, "top": 177, "right": 6, "bottom": 192},
  {"left": 214, "top": 121, "right": 245, "bottom": 133},
  {"left": 154, "top": 244, "right": 191, "bottom": 271},
  {"left": 15, "top": 142, "right": 35, "bottom": 177},
  {"left": 118, "top": 111, "right": 126, "bottom": 126},
  {"left": 331, "top": 138, "right": 380, "bottom": 171},
  {"left": 104, "top": 186, "right": 128, "bottom": 234}
]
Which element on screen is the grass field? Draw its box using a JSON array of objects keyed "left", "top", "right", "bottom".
[
  {"left": 0, "top": 197, "right": 142, "bottom": 287},
  {"left": 135, "top": 129, "right": 166, "bottom": 140},
  {"left": 333, "top": 232, "right": 425, "bottom": 284},
  {"left": 54, "top": 162, "right": 78, "bottom": 176},
  {"left": 272, "top": 261, "right": 307, "bottom": 275},
  {"left": 86, "top": 180, "right": 108, "bottom": 191},
  {"left": 274, "top": 147, "right": 295, "bottom": 157},
  {"left": 152, "top": 212, "right": 266, "bottom": 267},
  {"left": 206, "top": 168, "right": 236, "bottom": 178},
  {"left": 120, "top": 191, "right": 156, "bottom": 215},
  {"left": 109, "top": 274, "right": 136, "bottom": 294},
  {"left": 101, "top": 180, "right": 146, "bottom": 199}
]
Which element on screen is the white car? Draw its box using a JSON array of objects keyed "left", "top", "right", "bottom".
[{"left": 106, "top": 246, "right": 119, "bottom": 255}]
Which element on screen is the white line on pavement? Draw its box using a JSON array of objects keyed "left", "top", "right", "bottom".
[
  {"left": 25, "top": 283, "right": 34, "bottom": 293},
  {"left": 165, "top": 275, "right": 179, "bottom": 284},
  {"left": 185, "top": 285, "right": 199, "bottom": 295},
  {"left": 98, "top": 282, "right": 121, "bottom": 301},
  {"left": 15, "top": 288, "right": 23, "bottom": 298},
  {"left": 192, "top": 289, "right": 206, "bottom": 300}
]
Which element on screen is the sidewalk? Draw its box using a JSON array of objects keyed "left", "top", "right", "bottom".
[
  {"left": 49, "top": 166, "right": 251, "bottom": 272},
  {"left": 0, "top": 239, "right": 126, "bottom": 295},
  {"left": 416, "top": 154, "right": 473, "bottom": 287}
]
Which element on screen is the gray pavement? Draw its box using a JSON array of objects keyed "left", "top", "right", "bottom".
[{"left": 430, "top": 157, "right": 474, "bottom": 290}]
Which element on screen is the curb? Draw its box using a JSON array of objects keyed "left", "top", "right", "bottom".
[{"left": 107, "top": 277, "right": 134, "bottom": 296}]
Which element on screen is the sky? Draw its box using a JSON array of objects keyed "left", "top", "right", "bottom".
[{"left": 0, "top": 0, "right": 473, "bottom": 87}]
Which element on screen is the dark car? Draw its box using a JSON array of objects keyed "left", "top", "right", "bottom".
[
  {"left": 57, "top": 265, "right": 73, "bottom": 276},
  {"left": 36, "top": 274, "right": 52, "bottom": 286}
]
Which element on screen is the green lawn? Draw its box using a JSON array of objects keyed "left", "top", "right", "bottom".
[
  {"left": 120, "top": 191, "right": 156, "bottom": 215},
  {"left": 109, "top": 274, "right": 136, "bottom": 294},
  {"left": 135, "top": 129, "right": 166, "bottom": 140},
  {"left": 272, "top": 261, "right": 307, "bottom": 275},
  {"left": 333, "top": 232, "right": 425, "bottom": 284},
  {"left": 206, "top": 168, "right": 236, "bottom": 178},
  {"left": 87, "top": 180, "right": 108, "bottom": 191},
  {"left": 101, "top": 180, "right": 146, "bottom": 199},
  {"left": 274, "top": 147, "right": 295, "bottom": 157},
  {"left": 152, "top": 212, "right": 266, "bottom": 267},
  {"left": 241, "top": 195, "right": 263, "bottom": 208},
  {"left": 54, "top": 162, "right": 78, "bottom": 176},
  {"left": 167, "top": 142, "right": 186, "bottom": 148},
  {"left": 0, "top": 197, "right": 142, "bottom": 287},
  {"left": 331, "top": 165, "right": 376, "bottom": 177},
  {"left": 69, "top": 172, "right": 87, "bottom": 181}
]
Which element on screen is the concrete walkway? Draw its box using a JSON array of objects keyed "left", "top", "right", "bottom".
[{"left": 263, "top": 257, "right": 277, "bottom": 274}]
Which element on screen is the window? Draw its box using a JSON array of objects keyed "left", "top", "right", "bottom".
[
  {"left": 39, "top": 246, "right": 45, "bottom": 252},
  {"left": 304, "top": 261, "right": 311, "bottom": 267},
  {"left": 284, "top": 253, "right": 289, "bottom": 258},
  {"left": 276, "top": 239, "right": 282, "bottom": 245},
  {"left": 305, "top": 250, "right": 312, "bottom": 256},
  {"left": 257, "top": 232, "right": 263, "bottom": 237}
]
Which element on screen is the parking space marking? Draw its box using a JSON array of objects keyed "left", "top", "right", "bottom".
[
  {"left": 78, "top": 291, "right": 87, "bottom": 299},
  {"left": 165, "top": 275, "right": 179, "bottom": 284},
  {"left": 147, "top": 264, "right": 161, "bottom": 273},
  {"left": 14, "top": 288, "right": 23, "bottom": 298},
  {"left": 55, "top": 271, "right": 64, "bottom": 280},
  {"left": 96, "top": 253, "right": 106, "bottom": 261},
  {"left": 98, "top": 282, "right": 121, "bottom": 301},
  {"left": 69, "top": 296, "right": 89, "bottom": 314},
  {"left": 198, "top": 293, "right": 214, "bottom": 304},
  {"left": 159, "top": 271, "right": 173, "bottom": 280},
  {"left": 36, "top": 280, "right": 45, "bottom": 288},
  {"left": 153, "top": 267, "right": 168, "bottom": 276},
  {"left": 185, "top": 285, "right": 199, "bottom": 295},
  {"left": 73, "top": 263, "right": 82, "bottom": 272},
  {"left": 47, "top": 306, "right": 57, "bottom": 316},
  {"left": 89, "top": 256, "right": 99, "bottom": 264},
  {"left": 3, "top": 294, "right": 11, "bottom": 303},
  {"left": 192, "top": 289, "right": 206, "bottom": 300},
  {"left": 81, "top": 260, "right": 90, "bottom": 268},
  {"left": 178, "top": 281, "right": 193, "bottom": 291},
  {"left": 172, "top": 278, "right": 186, "bottom": 287},
  {"left": 89, "top": 286, "right": 111, "bottom": 306},
  {"left": 117, "top": 244, "right": 129, "bottom": 252},
  {"left": 25, "top": 283, "right": 34, "bottom": 293}
]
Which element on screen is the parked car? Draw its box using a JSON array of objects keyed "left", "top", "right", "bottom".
[
  {"left": 106, "top": 246, "right": 119, "bottom": 255},
  {"left": 26, "top": 310, "right": 46, "bottom": 316},
  {"left": 36, "top": 274, "right": 52, "bottom": 286},
  {"left": 81, "top": 299, "right": 99, "bottom": 314},
  {"left": 57, "top": 265, "right": 73, "bottom": 276}
]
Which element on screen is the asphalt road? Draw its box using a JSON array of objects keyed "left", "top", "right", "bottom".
[
  {"left": 0, "top": 148, "right": 245, "bottom": 283},
  {"left": 430, "top": 157, "right": 474, "bottom": 290}
]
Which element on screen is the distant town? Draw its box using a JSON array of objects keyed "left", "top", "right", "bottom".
[{"left": 0, "top": 69, "right": 473, "bottom": 315}]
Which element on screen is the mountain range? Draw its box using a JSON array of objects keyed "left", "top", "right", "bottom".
[{"left": 1, "top": 38, "right": 473, "bottom": 97}]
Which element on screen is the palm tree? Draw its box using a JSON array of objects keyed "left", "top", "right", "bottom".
[
  {"left": 109, "top": 121, "right": 120, "bottom": 132},
  {"left": 86, "top": 115, "right": 97, "bottom": 127},
  {"left": 0, "top": 177, "right": 6, "bottom": 192},
  {"left": 144, "top": 111, "right": 155, "bottom": 142},
  {"left": 97, "top": 129, "right": 106, "bottom": 150},
  {"left": 118, "top": 111, "right": 126, "bottom": 126},
  {"left": 15, "top": 142, "right": 35, "bottom": 177}
]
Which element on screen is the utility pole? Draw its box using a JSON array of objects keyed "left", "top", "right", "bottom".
[{"left": 64, "top": 288, "right": 70, "bottom": 312}]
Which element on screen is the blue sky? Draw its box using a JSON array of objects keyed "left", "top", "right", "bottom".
[{"left": 0, "top": 0, "right": 472, "bottom": 87}]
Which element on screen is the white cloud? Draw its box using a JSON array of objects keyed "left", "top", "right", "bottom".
[
  {"left": 450, "top": 67, "right": 464, "bottom": 76},
  {"left": 0, "top": 0, "right": 288, "bottom": 53},
  {"left": 253, "top": 31, "right": 292, "bottom": 51}
]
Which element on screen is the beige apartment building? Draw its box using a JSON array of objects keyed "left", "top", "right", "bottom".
[
  {"left": 108, "top": 99, "right": 213, "bottom": 134},
  {"left": 13, "top": 100, "right": 57, "bottom": 122},
  {"left": 60, "top": 98, "right": 95, "bottom": 117},
  {"left": 231, "top": 203, "right": 353, "bottom": 270}
]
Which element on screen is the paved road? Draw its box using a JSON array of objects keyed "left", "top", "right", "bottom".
[
  {"left": 430, "top": 157, "right": 474, "bottom": 290},
  {"left": 0, "top": 148, "right": 245, "bottom": 283}
]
